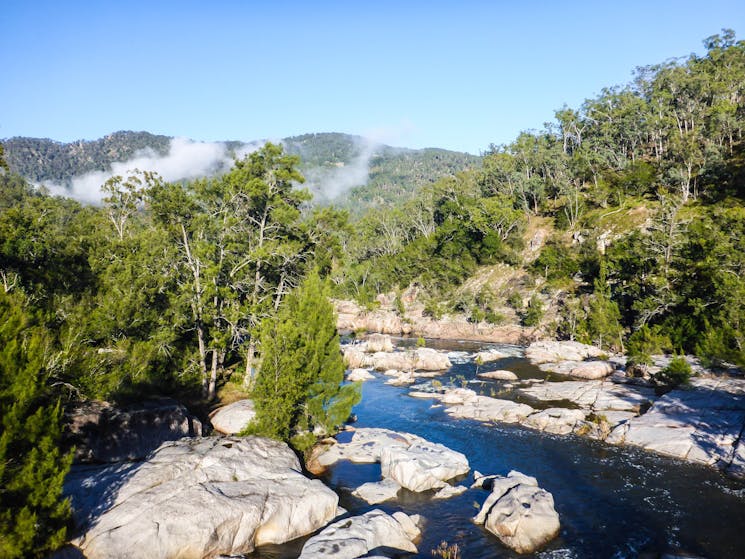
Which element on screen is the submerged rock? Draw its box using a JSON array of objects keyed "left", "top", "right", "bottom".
[
  {"left": 352, "top": 479, "right": 401, "bottom": 504},
  {"left": 474, "top": 470, "right": 560, "bottom": 554},
  {"left": 66, "top": 437, "right": 338, "bottom": 559},
  {"left": 298, "top": 509, "right": 421, "bottom": 559},
  {"left": 209, "top": 399, "right": 255, "bottom": 435}
]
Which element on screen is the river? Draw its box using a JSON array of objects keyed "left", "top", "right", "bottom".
[{"left": 254, "top": 338, "right": 745, "bottom": 559}]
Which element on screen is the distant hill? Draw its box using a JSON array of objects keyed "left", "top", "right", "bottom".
[{"left": 2, "top": 131, "right": 480, "bottom": 211}]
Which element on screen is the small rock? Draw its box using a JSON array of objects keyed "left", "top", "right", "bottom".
[
  {"left": 352, "top": 479, "right": 401, "bottom": 504},
  {"left": 346, "top": 368, "right": 375, "bottom": 382},
  {"left": 477, "top": 370, "right": 518, "bottom": 381},
  {"left": 474, "top": 350, "right": 507, "bottom": 363},
  {"left": 433, "top": 484, "right": 468, "bottom": 499},
  {"left": 365, "top": 333, "right": 394, "bottom": 353}
]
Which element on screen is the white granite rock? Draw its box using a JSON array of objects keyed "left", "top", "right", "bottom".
[
  {"left": 346, "top": 368, "right": 375, "bottom": 382},
  {"left": 380, "top": 441, "right": 470, "bottom": 491},
  {"left": 446, "top": 396, "right": 535, "bottom": 424},
  {"left": 352, "top": 479, "right": 401, "bottom": 504},
  {"left": 66, "top": 437, "right": 338, "bottom": 559},
  {"left": 208, "top": 399, "right": 256, "bottom": 435},
  {"left": 477, "top": 370, "right": 519, "bottom": 381},
  {"left": 526, "top": 341, "right": 605, "bottom": 364},
  {"left": 474, "top": 349, "right": 508, "bottom": 363},
  {"left": 298, "top": 509, "right": 420, "bottom": 559},
  {"left": 523, "top": 408, "right": 587, "bottom": 435},
  {"left": 473, "top": 470, "right": 560, "bottom": 554}
]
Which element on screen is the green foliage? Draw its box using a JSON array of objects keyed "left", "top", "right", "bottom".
[
  {"left": 586, "top": 261, "right": 624, "bottom": 350},
  {"left": 416, "top": 336, "right": 427, "bottom": 348},
  {"left": 657, "top": 356, "right": 693, "bottom": 386},
  {"left": 522, "top": 295, "right": 544, "bottom": 327},
  {"left": 246, "top": 270, "right": 361, "bottom": 453},
  {"left": 532, "top": 240, "right": 580, "bottom": 282},
  {"left": 626, "top": 325, "right": 672, "bottom": 365},
  {"left": 0, "top": 292, "right": 71, "bottom": 558}
]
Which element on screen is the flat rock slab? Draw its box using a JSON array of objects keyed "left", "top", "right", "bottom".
[
  {"left": 474, "top": 350, "right": 508, "bottom": 363},
  {"left": 65, "top": 398, "right": 202, "bottom": 463},
  {"left": 519, "top": 380, "right": 656, "bottom": 413},
  {"left": 473, "top": 471, "right": 560, "bottom": 554},
  {"left": 298, "top": 510, "right": 421, "bottom": 559},
  {"left": 608, "top": 377, "right": 745, "bottom": 470},
  {"left": 65, "top": 437, "right": 338, "bottom": 559},
  {"left": 523, "top": 408, "right": 588, "bottom": 435},
  {"left": 315, "top": 428, "right": 422, "bottom": 467},
  {"left": 526, "top": 341, "right": 605, "bottom": 364},
  {"left": 446, "top": 396, "right": 535, "bottom": 424},
  {"left": 209, "top": 399, "right": 255, "bottom": 435},
  {"left": 316, "top": 427, "right": 469, "bottom": 493}
]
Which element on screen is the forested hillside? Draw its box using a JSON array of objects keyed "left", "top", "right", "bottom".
[
  {"left": 1, "top": 30, "right": 744, "bottom": 557},
  {"left": 3, "top": 131, "right": 479, "bottom": 210},
  {"left": 332, "top": 30, "right": 745, "bottom": 369}
]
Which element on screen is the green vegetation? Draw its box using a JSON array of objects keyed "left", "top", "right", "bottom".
[
  {"left": 0, "top": 293, "right": 71, "bottom": 558},
  {"left": 0, "top": 29, "right": 744, "bottom": 555},
  {"left": 244, "top": 270, "right": 360, "bottom": 453},
  {"left": 657, "top": 356, "right": 693, "bottom": 386}
]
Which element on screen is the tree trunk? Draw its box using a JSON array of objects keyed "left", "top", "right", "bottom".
[{"left": 243, "top": 340, "right": 256, "bottom": 390}]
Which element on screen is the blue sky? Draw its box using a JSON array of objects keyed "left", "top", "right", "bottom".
[{"left": 1, "top": 1, "right": 743, "bottom": 154}]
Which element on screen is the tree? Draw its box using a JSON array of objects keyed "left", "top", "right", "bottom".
[
  {"left": 0, "top": 292, "right": 71, "bottom": 558},
  {"left": 246, "top": 270, "right": 361, "bottom": 453},
  {"left": 147, "top": 143, "right": 311, "bottom": 399},
  {"left": 587, "top": 260, "right": 624, "bottom": 351}
]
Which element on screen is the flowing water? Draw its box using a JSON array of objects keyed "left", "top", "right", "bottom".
[{"left": 253, "top": 339, "right": 745, "bottom": 559}]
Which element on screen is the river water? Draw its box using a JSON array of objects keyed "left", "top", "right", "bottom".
[{"left": 255, "top": 339, "right": 745, "bottom": 559}]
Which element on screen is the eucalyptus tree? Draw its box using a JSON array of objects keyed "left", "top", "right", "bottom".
[{"left": 147, "top": 143, "right": 310, "bottom": 399}]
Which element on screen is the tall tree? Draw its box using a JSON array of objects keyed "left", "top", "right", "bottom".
[
  {"left": 247, "top": 270, "right": 361, "bottom": 452},
  {"left": 0, "top": 292, "right": 71, "bottom": 558}
]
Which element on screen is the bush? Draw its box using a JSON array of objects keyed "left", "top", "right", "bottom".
[
  {"left": 522, "top": 295, "right": 544, "bottom": 327},
  {"left": 656, "top": 356, "right": 692, "bottom": 387}
]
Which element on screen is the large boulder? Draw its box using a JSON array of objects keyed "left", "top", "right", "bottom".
[
  {"left": 208, "top": 399, "right": 255, "bottom": 435},
  {"left": 380, "top": 440, "right": 470, "bottom": 492},
  {"left": 66, "top": 437, "right": 339, "bottom": 559},
  {"left": 298, "top": 509, "right": 421, "bottom": 559},
  {"left": 523, "top": 408, "right": 588, "bottom": 435},
  {"left": 65, "top": 398, "right": 202, "bottom": 463},
  {"left": 474, "top": 471, "right": 560, "bottom": 554}
]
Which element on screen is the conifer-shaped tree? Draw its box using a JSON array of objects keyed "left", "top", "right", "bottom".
[
  {"left": 587, "top": 260, "right": 624, "bottom": 351},
  {"left": 246, "top": 270, "right": 360, "bottom": 452},
  {"left": 0, "top": 293, "right": 71, "bottom": 558}
]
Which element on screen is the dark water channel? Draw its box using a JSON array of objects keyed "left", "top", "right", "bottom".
[{"left": 255, "top": 339, "right": 745, "bottom": 559}]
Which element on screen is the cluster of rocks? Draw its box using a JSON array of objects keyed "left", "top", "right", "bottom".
[
  {"left": 312, "top": 427, "right": 560, "bottom": 554},
  {"left": 335, "top": 298, "right": 529, "bottom": 343},
  {"left": 343, "top": 345, "right": 452, "bottom": 372},
  {"left": 312, "top": 428, "right": 470, "bottom": 501}
]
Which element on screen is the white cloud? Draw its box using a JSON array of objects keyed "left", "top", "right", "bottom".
[{"left": 42, "top": 137, "right": 242, "bottom": 203}]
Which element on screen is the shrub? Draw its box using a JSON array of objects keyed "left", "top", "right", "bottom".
[{"left": 656, "top": 356, "right": 692, "bottom": 387}]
